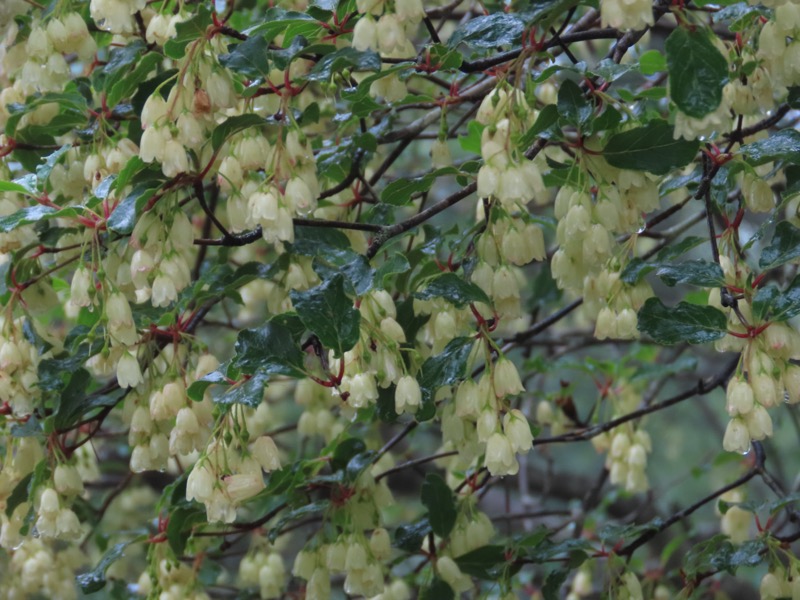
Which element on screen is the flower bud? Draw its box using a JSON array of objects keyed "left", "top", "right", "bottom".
[
  {"left": 395, "top": 375, "right": 421, "bottom": 414},
  {"left": 723, "top": 418, "right": 751, "bottom": 454},
  {"left": 493, "top": 358, "right": 524, "bottom": 397},
  {"left": 503, "top": 409, "right": 533, "bottom": 453}
]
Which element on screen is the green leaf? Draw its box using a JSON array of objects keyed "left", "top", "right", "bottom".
[
  {"left": 374, "top": 253, "right": 411, "bottom": 288},
  {"left": 459, "top": 120, "right": 484, "bottom": 154},
  {"left": 233, "top": 321, "right": 306, "bottom": 375},
  {"left": 219, "top": 34, "right": 271, "bottom": 79},
  {"left": 752, "top": 276, "right": 800, "bottom": 322},
  {"left": 395, "top": 517, "right": 432, "bottom": 552},
  {"left": 639, "top": 49, "right": 667, "bottom": 75},
  {"left": 107, "top": 52, "right": 162, "bottom": 108},
  {"left": 167, "top": 504, "right": 206, "bottom": 556},
  {"left": 760, "top": 221, "right": 800, "bottom": 269},
  {"left": 247, "top": 8, "right": 319, "bottom": 41},
  {"left": 415, "top": 272, "right": 491, "bottom": 308},
  {"left": 542, "top": 569, "right": 569, "bottom": 600},
  {"left": 5, "top": 472, "right": 33, "bottom": 517},
  {"left": 420, "top": 473, "right": 457, "bottom": 538},
  {"left": 187, "top": 370, "right": 228, "bottom": 402},
  {"left": 417, "top": 336, "right": 474, "bottom": 421},
  {"left": 163, "top": 6, "right": 213, "bottom": 59},
  {"left": 268, "top": 500, "right": 329, "bottom": 542},
  {"left": 290, "top": 274, "right": 361, "bottom": 357},
  {"left": 381, "top": 174, "right": 435, "bottom": 206},
  {"left": 448, "top": 13, "right": 525, "bottom": 48},
  {"left": 36, "top": 145, "right": 71, "bottom": 187},
  {"left": 0, "top": 180, "right": 35, "bottom": 195},
  {"left": 742, "top": 129, "right": 800, "bottom": 165},
  {"left": 0, "top": 205, "right": 56, "bottom": 233},
  {"left": 557, "top": 79, "right": 592, "bottom": 128},
  {"left": 637, "top": 298, "right": 728, "bottom": 345},
  {"left": 518, "top": 104, "right": 560, "bottom": 148},
  {"left": 307, "top": 47, "right": 381, "bottom": 81},
  {"left": 666, "top": 27, "right": 728, "bottom": 118},
  {"left": 77, "top": 538, "right": 145, "bottom": 593},
  {"left": 212, "top": 114, "right": 266, "bottom": 152},
  {"left": 455, "top": 545, "right": 507, "bottom": 580},
  {"left": 655, "top": 260, "right": 725, "bottom": 287},
  {"left": 107, "top": 181, "right": 158, "bottom": 235},
  {"left": 420, "top": 578, "right": 455, "bottom": 600},
  {"left": 217, "top": 371, "right": 270, "bottom": 407},
  {"left": 331, "top": 438, "right": 367, "bottom": 471},
  {"left": 603, "top": 121, "right": 699, "bottom": 175},
  {"left": 683, "top": 535, "right": 765, "bottom": 578}
]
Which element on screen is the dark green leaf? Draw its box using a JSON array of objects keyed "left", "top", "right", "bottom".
[
  {"left": 752, "top": 275, "right": 800, "bottom": 322},
  {"left": 655, "top": 260, "right": 725, "bottom": 287},
  {"left": 212, "top": 114, "right": 265, "bottom": 152},
  {"left": 307, "top": 47, "right": 381, "bottom": 81},
  {"left": 417, "top": 336, "right": 474, "bottom": 421},
  {"left": 36, "top": 145, "right": 71, "bottom": 187},
  {"left": 448, "top": 13, "right": 525, "bottom": 48},
  {"left": 374, "top": 253, "right": 411, "bottom": 289},
  {"left": 683, "top": 535, "right": 765, "bottom": 578},
  {"left": 108, "top": 182, "right": 158, "bottom": 235},
  {"left": 420, "top": 578, "right": 455, "bottom": 600},
  {"left": 666, "top": 27, "right": 728, "bottom": 118},
  {"left": 219, "top": 34, "right": 271, "bottom": 79},
  {"left": 331, "top": 438, "right": 367, "bottom": 471},
  {"left": 518, "top": 104, "right": 560, "bottom": 148},
  {"left": 187, "top": 369, "right": 228, "bottom": 402},
  {"left": 637, "top": 298, "right": 728, "bottom": 344},
  {"left": 107, "top": 52, "right": 162, "bottom": 108},
  {"left": 741, "top": 129, "right": 800, "bottom": 165},
  {"left": 5, "top": 472, "right": 33, "bottom": 517},
  {"left": 0, "top": 205, "right": 56, "bottom": 233},
  {"left": 290, "top": 274, "right": 361, "bottom": 357},
  {"left": 395, "top": 517, "right": 432, "bottom": 551},
  {"left": 603, "top": 121, "right": 699, "bottom": 175},
  {"left": 217, "top": 371, "right": 270, "bottom": 407},
  {"left": 381, "top": 174, "right": 435, "bottom": 206},
  {"left": 163, "top": 6, "right": 213, "bottom": 59},
  {"left": 167, "top": 504, "right": 207, "bottom": 556},
  {"left": 557, "top": 79, "right": 592, "bottom": 127},
  {"left": 760, "top": 221, "right": 800, "bottom": 269},
  {"left": 542, "top": 570, "right": 569, "bottom": 600},
  {"left": 421, "top": 473, "right": 457, "bottom": 538},
  {"left": 77, "top": 538, "right": 144, "bottom": 593},
  {"left": 415, "top": 272, "right": 491, "bottom": 308},
  {"left": 455, "top": 545, "right": 507, "bottom": 580},
  {"left": 268, "top": 500, "right": 329, "bottom": 542}
]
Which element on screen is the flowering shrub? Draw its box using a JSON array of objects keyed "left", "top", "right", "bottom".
[{"left": 2, "top": 0, "right": 800, "bottom": 597}]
